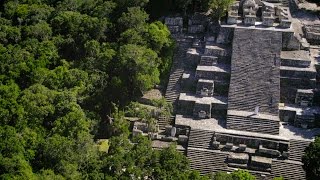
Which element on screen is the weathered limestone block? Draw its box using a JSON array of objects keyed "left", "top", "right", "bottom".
[
  {"left": 228, "top": 153, "right": 249, "bottom": 164},
  {"left": 171, "top": 126, "right": 177, "bottom": 137},
  {"left": 227, "top": 15, "right": 238, "bottom": 25},
  {"left": 196, "top": 66, "right": 230, "bottom": 81},
  {"left": 251, "top": 156, "right": 272, "bottom": 169},
  {"left": 295, "top": 89, "right": 313, "bottom": 107},
  {"left": 186, "top": 48, "right": 200, "bottom": 67},
  {"left": 196, "top": 79, "right": 214, "bottom": 97},
  {"left": 280, "top": 19, "right": 292, "bottom": 28},
  {"left": 181, "top": 73, "right": 196, "bottom": 91},
  {"left": 178, "top": 135, "right": 188, "bottom": 144},
  {"left": 212, "top": 141, "right": 220, "bottom": 149},
  {"left": 165, "top": 17, "right": 183, "bottom": 26},
  {"left": 280, "top": 68, "right": 316, "bottom": 79},
  {"left": 295, "top": 114, "right": 316, "bottom": 129},
  {"left": 216, "top": 27, "right": 234, "bottom": 44},
  {"left": 244, "top": 15, "right": 256, "bottom": 26},
  {"left": 188, "top": 18, "right": 202, "bottom": 26},
  {"left": 260, "top": 140, "right": 278, "bottom": 150},
  {"left": 304, "top": 25, "right": 320, "bottom": 44},
  {"left": 262, "top": 17, "right": 275, "bottom": 27},
  {"left": 204, "top": 45, "right": 227, "bottom": 56},
  {"left": 193, "top": 101, "right": 211, "bottom": 119},
  {"left": 282, "top": 32, "right": 300, "bottom": 51},
  {"left": 167, "top": 26, "right": 182, "bottom": 34},
  {"left": 178, "top": 99, "right": 194, "bottom": 116},
  {"left": 200, "top": 55, "right": 218, "bottom": 66},
  {"left": 225, "top": 142, "right": 234, "bottom": 150},
  {"left": 258, "top": 145, "right": 281, "bottom": 157},
  {"left": 242, "top": 0, "right": 258, "bottom": 16},
  {"left": 238, "top": 144, "right": 247, "bottom": 151},
  {"left": 188, "top": 25, "right": 205, "bottom": 34},
  {"left": 280, "top": 51, "right": 310, "bottom": 67}
]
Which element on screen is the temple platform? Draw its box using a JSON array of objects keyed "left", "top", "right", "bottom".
[
  {"left": 178, "top": 93, "right": 228, "bottom": 105},
  {"left": 175, "top": 114, "right": 320, "bottom": 141},
  {"left": 220, "top": 21, "right": 294, "bottom": 32}
]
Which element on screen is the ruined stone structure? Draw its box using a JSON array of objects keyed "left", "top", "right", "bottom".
[{"left": 162, "top": 0, "right": 320, "bottom": 179}]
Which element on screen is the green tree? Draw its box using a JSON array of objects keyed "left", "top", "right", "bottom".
[
  {"left": 118, "top": 44, "right": 160, "bottom": 93},
  {"left": 0, "top": 81, "right": 24, "bottom": 127},
  {"left": 213, "top": 170, "right": 255, "bottom": 180},
  {"left": 208, "top": 0, "right": 234, "bottom": 20},
  {"left": 118, "top": 7, "right": 149, "bottom": 31},
  {"left": 303, "top": 137, "right": 320, "bottom": 180},
  {"left": 231, "top": 169, "right": 255, "bottom": 180}
]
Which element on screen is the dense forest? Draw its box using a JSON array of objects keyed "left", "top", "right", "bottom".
[{"left": 0, "top": 0, "right": 215, "bottom": 179}]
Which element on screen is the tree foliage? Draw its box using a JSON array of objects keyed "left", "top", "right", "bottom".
[
  {"left": 213, "top": 170, "right": 256, "bottom": 180},
  {"left": 208, "top": 0, "right": 235, "bottom": 19},
  {"left": 303, "top": 137, "right": 320, "bottom": 180},
  {"left": 0, "top": 1, "right": 189, "bottom": 179}
]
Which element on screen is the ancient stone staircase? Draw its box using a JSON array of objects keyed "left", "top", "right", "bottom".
[
  {"left": 165, "top": 39, "right": 192, "bottom": 104},
  {"left": 288, "top": 139, "right": 311, "bottom": 162},
  {"left": 187, "top": 147, "right": 229, "bottom": 175},
  {"left": 282, "top": 0, "right": 289, "bottom": 7},
  {"left": 157, "top": 115, "right": 175, "bottom": 130},
  {"left": 187, "top": 129, "right": 214, "bottom": 149},
  {"left": 226, "top": 114, "right": 280, "bottom": 135},
  {"left": 271, "top": 160, "right": 306, "bottom": 180},
  {"left": 228, "top": 28, "right": 281, "bottom": 116}
]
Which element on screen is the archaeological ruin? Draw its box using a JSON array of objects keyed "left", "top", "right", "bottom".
[{"left": 132, "top": 0, "right": 320, "bottom": 179}]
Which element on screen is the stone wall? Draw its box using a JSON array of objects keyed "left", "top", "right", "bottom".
[
  {"left": 216, "top": 26, "right": 234, "bottom": 44},
  {"left": 280, "top": 69, "right": 316, "bottom": 79},
  {"left": 282, "top": 32, "right": 301, "bottom": 50}
]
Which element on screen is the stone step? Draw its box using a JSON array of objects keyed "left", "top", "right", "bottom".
[
  {"left": 157, "top": 116, "right": 175, "bottom": 130},
  {"left": 187, "top": 148, "right": 228, "bottom": 175},
  {"left": 288, "top": 139, "right": 311, "bottom": 162},
  {"left": 188, "top": 129, "right": 215, "bottom": 149},
  {"left": 226, "top": 115, "right": 279, "bottom": 135},
  {"left": 271, "top": 160, "right": 306, "bottom": 180}
]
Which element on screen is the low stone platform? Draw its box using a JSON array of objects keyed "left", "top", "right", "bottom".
[
  {"left": 281, "top": 50, "right": 311, "bottom": 67},
  {"left": 228, "top": 110, "right": 279, "bottom": 122},
  {"left": 178, "top": 93, "right": 228, "bottom": 105},
  {"left": 226, "top": 110, "right": 280, "bottom": 135},
  {"left": 279, "top": 103, "right": 320, "bottom": 116},
  {"left": 220, "top": 21, "right": 294, "bottom": 32},
  {"left": 175, "top": 115, "right": 320, "bottom": 141}
]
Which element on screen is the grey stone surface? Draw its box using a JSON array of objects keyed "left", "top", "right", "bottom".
[
  {"left": 228, "top": 153, "right": 249, "bottom": 164},
  {"left": 165, "top": 17, "right": 183, "bottom": 26},
  {"left": 188, "top": 25, "right": 205, "bottom": 34},
  {"left": 282, "top": 32, "right": 301, "bottom": 50},
  {"left": 281, "top": 50, "right": 310, "bottom": 67},
  {"left": 216, "top": 26, "right": 234, "bottom": 44},
  {"left": 228, "top": 28, "right": 282, "bottom": 116},
  {"left": 304, "top": 24, "right": 320, "bottom": 45}
]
